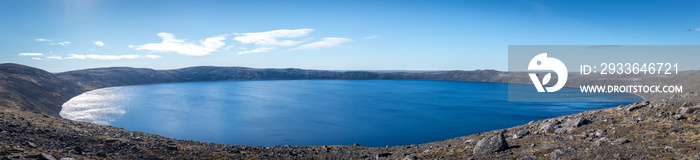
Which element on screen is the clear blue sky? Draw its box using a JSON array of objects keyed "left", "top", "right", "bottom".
[{"left": 1, "top": 0, "right": 698, "bottom": 72}]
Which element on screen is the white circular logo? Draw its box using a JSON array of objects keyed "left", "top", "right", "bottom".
[{"left": 528, "top": 53, "right": 567, "bottom": 92}]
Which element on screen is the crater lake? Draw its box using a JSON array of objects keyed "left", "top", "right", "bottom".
[{"left": 61, "top": 80, "right": 642, "bottom": 147}]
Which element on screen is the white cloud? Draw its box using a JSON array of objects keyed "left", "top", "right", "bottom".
[
  {"left": 35, "top": 39, "right": 47, "bottom": 42},
  {"left": 38, "top": 54, "right": 158, "bottom": 60},
  {"left": 46, "top": 56, "right": 63, "bottom": 60},
  {"left": 233, "top": 29, "right": 313, "bottom": 46},
  {"left": 364, "top": 35, "right": 380, "bottom": 39},
  {"left": 145, "top": 54, "right": 161, "bottom": 59},
  {"left": 130, "top": 32, "right": 226, "bottom": 56},
  {"left": 18, "top": 53, "right": 44, "bottom": 56},
  {"left": 129, "top": 29, "right": 345, "bottom": 56},
  {"left": 65, "top": 54, "right": 141, "bottom": 60},
  {"left": 222, "top": 45, "right": 234, "bottom": 50},
  {"left": 50, "top": 41, "right": 71, "bottom": 46},
  {"left": 93, "top": 41, "right": 105, "bottom": 47},
  {"left": 32, "top": 57, "right": 45, "bottom": 61},
  {"left": 696, "top": 28, "right": 700, "bottom": 31},
  {"left": 292, "top": 37, "right": 352, "bottom": 50},
  {"left": 237, "top": 47, "right": 275, "bottom": 55}
]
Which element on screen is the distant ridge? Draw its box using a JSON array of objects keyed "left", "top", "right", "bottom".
[
  {"left": 330, "top": 70, "right": 447, "bottom": 72},
  {"left": 57, "top": 66, "right": 510, "bottom": 92}
]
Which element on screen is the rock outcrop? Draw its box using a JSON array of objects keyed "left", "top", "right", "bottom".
[{"left": 473, "top": 130, "right": 508, "bottom": 156}]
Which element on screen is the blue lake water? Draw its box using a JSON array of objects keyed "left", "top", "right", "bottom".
[{"left": 60, "top": 80, "right": 642, "bottom": 147}]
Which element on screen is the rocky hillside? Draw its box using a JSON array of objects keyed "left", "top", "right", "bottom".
[{"left": 0, "top": 64, "right": 84, "bottom": 116}]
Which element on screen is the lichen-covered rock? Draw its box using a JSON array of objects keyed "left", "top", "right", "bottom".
[
  {"left": 563, "top": 117, "right": 591, "bottom": 129},
  {"left": 626, "top": 101, "right": 649, "bottom": 112},
  {"left": 678, "top": 105, "right": 700, "bottom": 115},
  {"left": 594, "top": 137, "right": 611, "bottom": 146},
  {"left": 594, "top": 129, "right": 606, "bottom": 137},
  {"left": 611, "top": 138, "right": 631, "bottom": 145},
  {"left": 538, "top": 119, "right": 561, "bottom": 134},
  {"left": 519, "top": 155, "right": 537, "bottom": 160},
  {"left": 554, "top": 128, "right": 568, "bottom": 134},
  {"left": 473, "top": 130, "right": 508, "bottom": 156},
  {"left": 513, "top": 129, "right": 530, "bottom": 139},
  {"left": 550, "top": 149, "right": 565, "bottom": 160}
]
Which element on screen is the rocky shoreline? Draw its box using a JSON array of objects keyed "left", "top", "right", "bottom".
[{"left": 2, "top": 63, "right": 700, "bottom": 159}]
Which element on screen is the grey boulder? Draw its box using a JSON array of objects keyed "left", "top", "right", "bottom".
[{"left": 473, "top": 130, "right": 509, "bottom": 156}]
